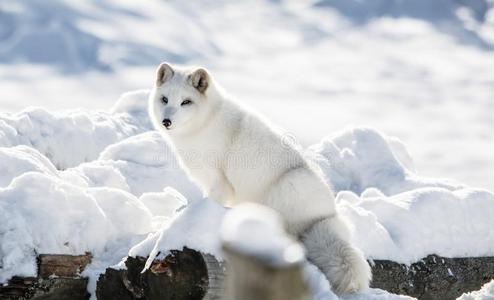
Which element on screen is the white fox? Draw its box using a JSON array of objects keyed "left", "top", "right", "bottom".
[{"left": 148, "top": 62, "right": 371, "bottom": 294}]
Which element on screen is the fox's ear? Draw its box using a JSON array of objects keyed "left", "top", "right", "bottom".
[
  {"left": 189, "top": 68, "right": 209, "bottom": 93},
  {"left": 156, "top": 62, "right": 174, "bottom": 86}
]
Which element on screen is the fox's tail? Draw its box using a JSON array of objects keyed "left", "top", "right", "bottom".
[{"left": 301, "top": 215, "right": 371, "bottom": 295}]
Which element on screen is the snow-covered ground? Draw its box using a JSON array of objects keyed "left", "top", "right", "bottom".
[
  {"left": 1, "top": 91, "right": 493, "bottom": 299},
  {"left": 1, "top": 0, "right": 494, "bottom": 191},
  {"left": 1, "top": 0, "right": 494, "bottom": 299}
]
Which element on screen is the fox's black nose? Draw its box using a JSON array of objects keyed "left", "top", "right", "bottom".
[{"left": 162, "top": 119, "right": 172, "bottom": 128}]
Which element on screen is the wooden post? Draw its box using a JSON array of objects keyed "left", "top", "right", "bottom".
[
  {"left": 221, "top": 247, "right": 311, "bottom": 300},
  {"left": 220, "top": 203, "right": 311, "bottom": 300}
]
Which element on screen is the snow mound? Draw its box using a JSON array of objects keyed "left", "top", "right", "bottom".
[
  {"left": 1, "top": 94, "right": 493, "bottom": 299},
  {"left": 457, "top": 280, "right": 494, "bottom": 300},
  {"left": 129, "top": 198, "right": 226, "bottom": 267},
  {"left": 308, "top": 127, "right": 464, "bottom": 195},
  {"left": 0, "top": 105, "right": 203, "bottom": 287},
  {"left": 0, "top": 172, "right": 152, "bottom": 282},
  {"left": 128, "top": 194, "right": 411, "bottom": 300},
  {"left": 110, "top": 90, "right": 149, "bottom": 116},
  {"left": 0, "top": 106, "right": 150, "bottom": 169},
  {"left": 139, "top": 188, "right": 187, "bottom": 218},
  {"left": 339, "top": 187, "right": 494, "bottom": 263},
  {"left": 94, "top": 131, "right": 202, "bottom": 198},
  {"left": 307, "top": 127, "right": 494, "bottom": 263},
  {"left": 0, "top": 145, "right": 58, "bottom": 187}
]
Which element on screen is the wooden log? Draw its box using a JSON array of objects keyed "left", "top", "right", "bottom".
[
  {"left": 29, "top": 277, "right": 90, "bottom": 300},
  {"left": 0, "top": 276, "right": 89, "bottom": 300},
  {"left": 95, "top": 252, "right": 494, "bottom": 300},
  {"left": 371, "top": 254, "right": 494, "bottom": 300},
  {"left": 1, "top": 251, "right": 492, "bottom": 299},
  {"left": 0, "top": 277, "right": 37, "bottom": 300},
  {"left": 0, "top": 253, "right": 92, "bottom": 300},
  {"left": 38, "top": 253, "right": 92, "bottom": 279},
  {"left": 96, "top": 247, "right": 225, "bottom": 300}
]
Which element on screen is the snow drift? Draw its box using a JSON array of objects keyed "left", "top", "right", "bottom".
[{"left": 1, "top": 91, "right": 493, "bottom": 299}]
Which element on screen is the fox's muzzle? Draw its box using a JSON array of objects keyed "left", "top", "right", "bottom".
[{"left": 162, "top": 118, "right": 172, "bottom": 128}]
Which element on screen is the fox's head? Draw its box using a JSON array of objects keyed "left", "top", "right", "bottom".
[{"left": 149, "top": 62, "right": 213, "bottom": 135}]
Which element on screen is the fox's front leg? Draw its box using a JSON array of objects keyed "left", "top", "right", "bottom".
[{"left": 207, "top": 171, "right": 235, "bottom": 206}]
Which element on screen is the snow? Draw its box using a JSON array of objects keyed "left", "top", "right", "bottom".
[
  {"left": 0, "top": 172, "right": 151, "bottom": 282},
  {"left": 0, "top": 104, "right": 201, "bottom": 292},
  {"left": 307, "top": 127, "right": 463, "bottom": 196},
  {"left": 139, "top": 188, "right": 187, "bottom": 217},
  {"left": 338, "top": 187, "right": 494, "bottom": 264},
  {"left": 125, "top": 182, "right": 414, "bottom": 300},
  {"left": 1, "top": 1, "right": 494, "bottom": 299},
  {"left": 2, "top": 0, "right": 494, "bottom": 191},
  {"left": 458, "top": 280, "right": 494, "bottom": 300},
  {"left": 96, "top": 131, "right": 201, "bottom": 198},
  {"left": 1, "top": 93, "right": 493, "bottom": 299},
  {"left": 308, "top": 127, "right": 494, "bottom": 263},
  {"left": 0, "top": 145, "right": 58, "bottom": 187},
  {"left": 0, "top": 107, "right": 148, "bottom": 169},
  {"left": 129, "top": 198, "right": 226, "bottom": 270},
  {"left": 1, "top": 94, "right": 494, "bottom": 298}
]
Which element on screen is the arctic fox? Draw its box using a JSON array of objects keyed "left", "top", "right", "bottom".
[{"left": 149, "top": 62, "right": 371, "bottom": 294}]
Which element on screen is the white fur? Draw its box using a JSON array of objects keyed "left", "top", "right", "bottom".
[{"left": 149, "top": 63, "right": 371, "bottom": 294}]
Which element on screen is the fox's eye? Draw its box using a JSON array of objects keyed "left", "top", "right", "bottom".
[
  {"left": 161, "top": 96, "right": 168, "bottom": 104},
  {"left": 181, "top": 99, "right": 192, "bottom": 106}
]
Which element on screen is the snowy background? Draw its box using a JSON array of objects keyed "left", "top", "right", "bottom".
[
  {"left": 1, "top": 1, "right": 494, "bottom": 299},
  {"left": 1, "top": 0, "right": 494, "bottom": 190}
]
